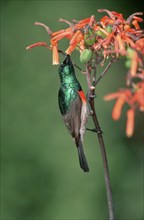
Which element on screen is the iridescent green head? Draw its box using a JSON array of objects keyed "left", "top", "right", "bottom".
[{"left": 58, "top": 54, "right": 75, "bottom": 79}]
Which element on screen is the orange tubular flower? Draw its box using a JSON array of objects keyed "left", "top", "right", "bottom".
[
  {"left": 52, "top": 29, "right": 66, "bottom": 37},
  {"left": 100, "top": 16, "right": 111, "bottom": 28},
  {"left": 69, "top": 30, "right": 82, "bottom": 45},
  {"left": 79, "top": 40, "right": 85, "bottom": 52},
  {"left": 104, "top": 82, "right": 144, "bottom": 137},
  {"left": 74, "top": 17, "right": 91, "bottom": 29},
  {"left": 126, "top": 108, "right": 135, "bottom": 137},
  {"left": 65, "top": 31, "right": 84, "bottom": 54},
  {"left": 26, "top": 42, "right": 51, "bottom": 50},
  {"left": 104, "top": 92, "right": 123, "bottom": 101},
  {"left": 132, "top": 82, "right": 144, "bottom": 112},
  {"left": 65, "top": 45, "right": 76, "bottom": 54},
  {"left": 115, "top": 34, "right": 125, "bottom": 52},
  {"left": 112, "top": 96, "right": 126, "bottom": 120},
  {"left": 102, "top": 32, "right": 115, "bottom": 49},
  {"left": 135, "top": 38, "right": 144, "bottom": 53},
  {"left": 132, "top": 20, "right": 140, "bottom": 29},
  {"left": 104, "top": 89, "right": 139, "bottom": 137},
  {"left": 111, "top": 11, "right": 124, "bottom": 22},
  {"left": 52, "top": 30, "right": 73, "bottom": 42},
  {"left": 104, "top": 90, "right": 132, "bottom": 120},
  {"left": 51, "top": 41, "right": 59, "bottom": 65},
  {"left": 124, "top": 24, "right": 131, "bottom": 31},
  {"left": 89, "top": 15, "right": 95, "bottom": 26},
  {"left": 123, "top": 36, "right": 135, "bottom": 48},
  {"left": 130, "top": 50, "right": 138, "bottom": 76}
]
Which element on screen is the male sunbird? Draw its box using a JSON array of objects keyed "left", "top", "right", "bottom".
[{"left": 58, "top": 54, "right": 89, "bottom": 172}]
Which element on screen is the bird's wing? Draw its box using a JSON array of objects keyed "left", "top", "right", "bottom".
[{"left": 62, "top": 90, "right": 82, "bottom": 140}]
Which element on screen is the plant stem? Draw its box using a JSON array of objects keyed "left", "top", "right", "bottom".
[
  {"left": 94, "top": 59, "right": 116, "bottom": 86},
  {"left": 89, "top": 87, "right": 115, "bottom": 220},
  {"left": 86, "top": 61, "right": 115, "bottom": 220}
]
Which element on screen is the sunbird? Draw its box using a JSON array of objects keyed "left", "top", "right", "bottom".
[{"left": 58, "top": 54, "right": 89, "bottom": 172}]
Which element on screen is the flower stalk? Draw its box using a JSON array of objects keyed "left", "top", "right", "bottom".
[
  {"left": 86, "top": 62, "right": 115, "bottom": 220},
  {"left": 89, "top": 89, "right": 115, "bottom": 220}
]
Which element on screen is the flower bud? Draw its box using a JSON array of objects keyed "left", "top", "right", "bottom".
[
  {"left": 80, "top": 49, "right": 93, "bottom": 64},
  {"left": 127, "top": 47, "right": 135, "bottom": 59},
  {"left": 95, "top": 30, "right": 107, "bottom": 38},
  {"left": 125, "top": 59, "right": 132, "bottom": 69},
  {"left": 105, "top": 25, "right": 113, "bottom": 33},
  {"left": 125, "top": 48, "right": 134, "bottom": 68},
  {"left": 84, "top": 28, "right": 96, "bottom": 46}
]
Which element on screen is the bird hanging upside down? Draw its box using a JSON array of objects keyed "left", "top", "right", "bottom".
[{"left": 58, "top": 54, "right": 89, "bottom": 172}]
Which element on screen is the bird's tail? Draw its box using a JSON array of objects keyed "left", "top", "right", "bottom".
[{"left": 76, "top": 140, "right": 89, "bottom": 172}]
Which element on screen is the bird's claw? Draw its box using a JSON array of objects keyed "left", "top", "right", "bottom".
[{"left": 86, "top": 128, "right": 103, "bottom": 134}]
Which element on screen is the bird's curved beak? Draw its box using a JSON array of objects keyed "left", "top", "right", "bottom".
[{"left": 63, "top": 54, "right": 71, "bottom": 66}]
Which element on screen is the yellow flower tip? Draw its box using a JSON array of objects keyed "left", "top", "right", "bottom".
[
  {"left": 53, "top": 62, "right": 59, "bottom": 65},
  {"left": 52, "top": 53, "right": 59, "bottom": 65},
  {"left": 52, "top": 56, "right": 59, "bottom": 65},
  {"left": 26, "top": 46, "right": 30, "bottom": 50},
  {"left": 65, "top": 45, "right": 76, "bottom": 54},
  {"left": 126, "top": 109, "right": 135, "bottom": 138},
  {"left": 65, "top": 51, "right": 71, "bottom": 55}
]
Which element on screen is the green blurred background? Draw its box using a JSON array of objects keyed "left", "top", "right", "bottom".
[{"left": 1, "top": 1, "right": 144, "bottom": 219}]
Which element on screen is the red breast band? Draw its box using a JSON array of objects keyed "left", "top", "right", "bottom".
[{"left": 78, "top": 90, "right": 87, "bottom": 102}]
